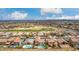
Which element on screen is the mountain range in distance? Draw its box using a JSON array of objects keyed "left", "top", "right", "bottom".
[{"left": 0, "top": 19, "right": 79, "bottom": 24}]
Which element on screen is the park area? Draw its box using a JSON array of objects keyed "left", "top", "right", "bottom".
[{"left": 0, "top": 44, "right": 75, "bottom": 51}]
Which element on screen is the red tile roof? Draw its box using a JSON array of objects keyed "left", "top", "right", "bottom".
[{"left": 14, "top": 37, "right": 20, "bottom": 42}]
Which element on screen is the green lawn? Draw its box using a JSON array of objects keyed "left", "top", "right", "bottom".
[{"left": 0, "top": 28, "right": 54, "bottom": 32}]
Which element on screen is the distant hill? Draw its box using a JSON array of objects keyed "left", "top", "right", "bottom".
[{"left": 0, "top": 19, "right": 79, "bottom": 24}]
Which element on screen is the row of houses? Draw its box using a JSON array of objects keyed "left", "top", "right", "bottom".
[{"left": 0, "top": 30, "right": 79, "bottom": 48}]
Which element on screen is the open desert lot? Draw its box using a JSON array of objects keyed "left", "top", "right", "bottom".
[{"left": 0, "top": 48, "right": 75, "bottom": 51}]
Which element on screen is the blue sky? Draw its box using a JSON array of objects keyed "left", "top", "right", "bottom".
[{"left": 0, "top": 8, "right": 79, "bottom": 20}]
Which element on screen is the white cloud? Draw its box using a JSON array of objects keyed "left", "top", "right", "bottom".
[
  {"left": 46, "top": 15, "right": 79, "bottom": 20},
  {"left": 75, "top": 15, "right": 79, "bottom": 19},
  {"left": 7, "top": 11, "right": 28, "bottom": 20},
  {"left": 41, "top": 8, "right": 62, "bottom": 15},
  {"left": 56, "top": 16, "right": 74, "bottom": 19}
]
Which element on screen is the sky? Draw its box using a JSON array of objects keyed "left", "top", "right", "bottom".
[{"left": 0, "top": 8, "right": 79, "bottom": 20}]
